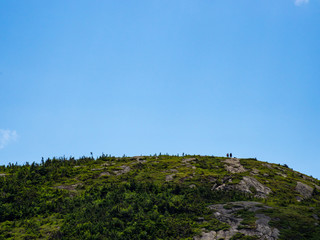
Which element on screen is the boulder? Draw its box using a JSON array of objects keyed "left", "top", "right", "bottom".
[
  {"left": 224, "top": 158, "right": 247, "bottom": 173},
  {"left": 114, "top": 165, "right": 131, "bottom": 175},
  {"left": 262, "top": 163, "right": 273, "bottom": 169},
  {"left": 295, "top": 182, "right": 313, "bottom": 199},
  {"left": 236, "top": 177, "right": 272, "bottom": 198},
  {"left": 166, "top": 174, "right": 175, "bottom": 181}
]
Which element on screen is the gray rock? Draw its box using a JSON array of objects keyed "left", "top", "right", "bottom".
[
  {"left": 295, "top": 182, "right": 313, "bottom": 199},
  {"left": 275, "top": 172, "right": 287, "bottom": 178},
  {"left": 101, "top": 163, "right": 110, "bottom": 167},
  {"left": 211, "top": 177, "right": 271, "bottom": 198},
  {"left": 196, "top": 201, "right": 279, "bottom": 240},
  {"left": 224, "top": 158, "right": 247, "bottom": 173},
  {"left": 194, "top": 231, "right": 217, "bottom": 240},
  {"left": 302, "top": 175, "right": 316, "bottom": 183},
  {"left": 211, "top": 183, "right": 218, "bottom": 190},
  {"left": 99, "top": 172, "right": 110, "bottom": 177},
  {"left": 114, "top": 165, "right": 131, "bottom": 175},
  {"left": 255, "top": 214, "right": 280, "bottom": 239},
  {"left": 182, "top": 158, "right": 197, "bottom": 163},
  {"left": 166, "top": 174, "right": 175, "bottom": 181},
  {"left": 251, "top": 168, "right": 259, "bottom": 175},
  {"left": 236, "top": 176, "right": 272, "bottom": 198},
  {"left": 262, "top": 163, "right": 273, "bottom": 169},
  {"left": 313, "top": 183, "right": 320, "bottom": 191}
]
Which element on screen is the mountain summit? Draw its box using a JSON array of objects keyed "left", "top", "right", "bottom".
[{"left": 0, "top": 155, "right": 319, "bottom": 239}]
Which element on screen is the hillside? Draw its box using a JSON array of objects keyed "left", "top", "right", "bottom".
[{"left": 0, "top": 154, "right": 319, "bottom": 239}]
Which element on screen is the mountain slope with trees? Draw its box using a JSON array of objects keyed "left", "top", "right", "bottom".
[{"left": 0, "top": 154, "right": 319, "bottom": 239}]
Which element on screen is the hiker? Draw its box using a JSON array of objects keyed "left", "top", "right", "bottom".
[
  {"left": 230, "top": 153, "right": 232, "bottom": 158},
  {"left": 227, "top": 153, "right": 229, "bottom": 158}
]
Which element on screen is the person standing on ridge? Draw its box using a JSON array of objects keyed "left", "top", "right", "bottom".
[
  {"left": 230, "top": 153, "right": 232, "bottom": 158},
  {"left": 227, "top": 153, "right": 229, "bottom": 158}
]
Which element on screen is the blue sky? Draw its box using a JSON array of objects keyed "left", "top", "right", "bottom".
[{"left": 1, "top": 0, "right": 319, "bottom": 178}]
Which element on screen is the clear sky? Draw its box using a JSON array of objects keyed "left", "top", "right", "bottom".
[{"left": 1, "top": 0, "right": 319, "bottom": 178}]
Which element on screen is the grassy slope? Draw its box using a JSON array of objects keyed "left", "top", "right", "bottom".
[{"left": 0, "top": 155, "right": 319, "bottom": 239}]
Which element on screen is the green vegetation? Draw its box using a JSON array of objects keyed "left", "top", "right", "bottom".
[{"left": 0, "top": 154, "right": 319, "bottom": 239}]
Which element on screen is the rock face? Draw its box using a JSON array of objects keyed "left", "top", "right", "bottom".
[
  {"left": 262, "top": 163, "right": 273, "bottom": 169},
  {"left": 275, "top": 172, "right": 287, "bottom": 178},
  {"left": 236, "top": 176, "right": 272, "bottom": 198},
  {"left": 295, "top": 182, "right": 314, "bottom": 199},
  {"left": 194, "top": 201, "right": 279, "bottom": 240},
  {"left": 224, "top": 158, "right": 247, "bottom": 173},
  {"left": 212, "top": 176, "right": 272, "bottom": 199},
  {"left": 313, "top": 184, "right": 320, "bottom": 191},
  {"left": 114, "top": 165, "right": 131, "bottom": 176},
  {"left": 166, "top": 174, "right": 175, "bottom": 181},
  {"left": 251, "top": 168, "right": 259, "bottom": 175},
  {"left": 181, "top": 158, "right": 197, "bottom": 169}
]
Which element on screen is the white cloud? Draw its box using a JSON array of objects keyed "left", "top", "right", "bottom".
[
  {"left": 0, "top": 129, "right": 18, "bottom": 149},
  {"left": 295, "top": 0, "right": 309, "bottom": 6}
]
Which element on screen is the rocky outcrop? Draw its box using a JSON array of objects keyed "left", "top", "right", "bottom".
[
  {"left": 275, "top": 172, "right": 287, "bottom": 178},
  {"left": 101, "top": 163, "right": 111, "bottom": 167},
  {"left": 295, "top": 182, "right": 313, "bottom": 200},
  {"left": 130, "top": 156, "right": 147, "bottom": 164},
  {"left": 313, "top": 183, "right": 320, "bottom": 191},
  {"left": 181, "top": 158, "right": 197, "bottom": 169},
  {"left": 236, "top": 177, "right": 272, "bottom": 198},
  {"left": 251, "top": 168, "right": 259, "bottom": 175},
  {"left": 166, "top": 174, "right": 175, "bottom": 181},
  {"left": 99, "top": 172, "right": 110, "bottom": 177},
  {"left": 212, "top": 176, "right": 272, "bottom": 198},
  {"left": 302, "top": 175, "right": 317, "bottom": 183},
  {"left": 262, "top": 163, "right": 273, "bottom": 169},
  {"left": 194, "top": 201, "right": 279, "bottom": 240},
  {"left": 224, "top": 158, "right": 247, "bottom": 173},
  {"left": 114, "top": 165, "right": 131, "bottom": 175}
]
